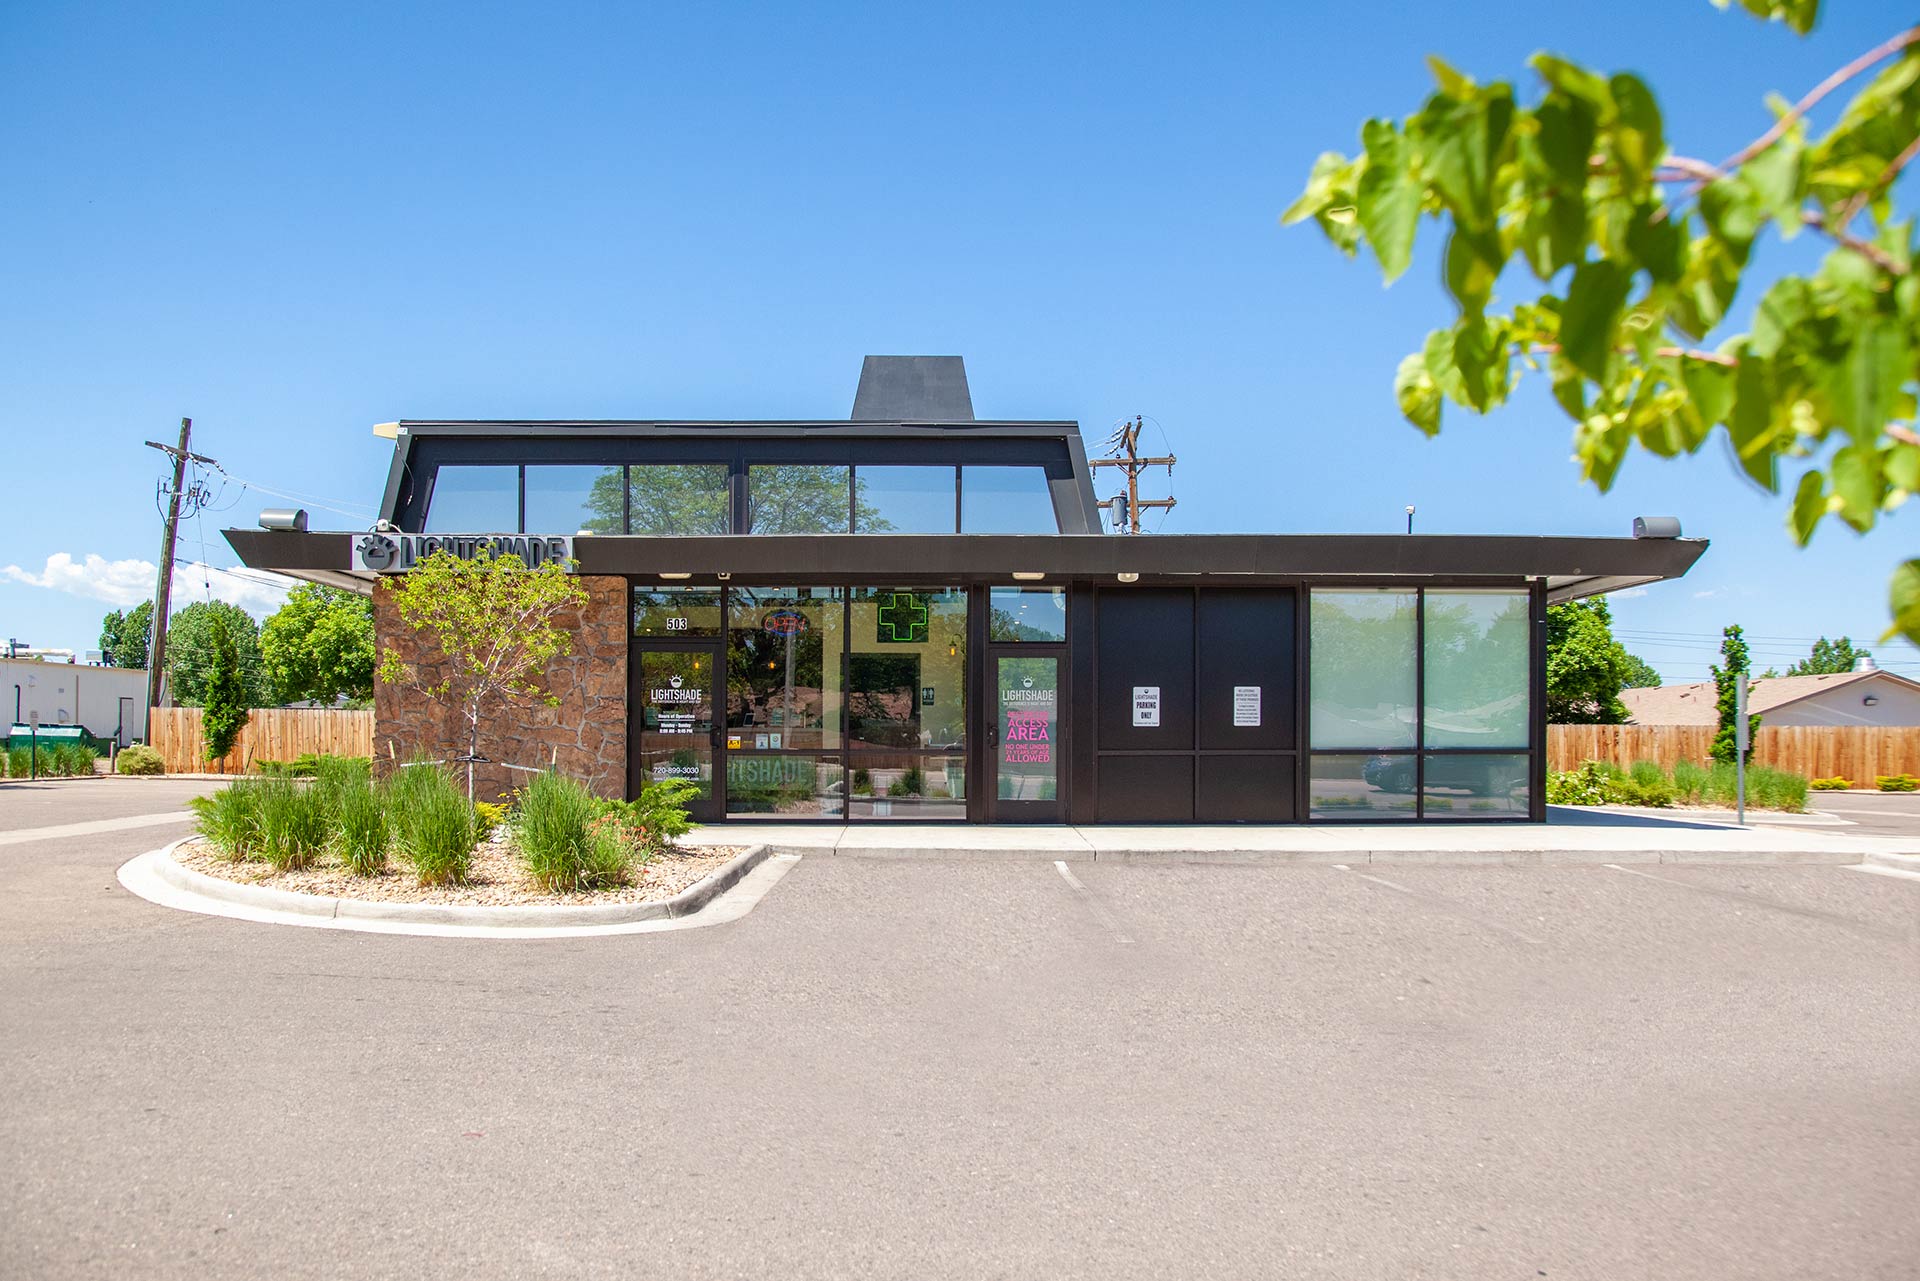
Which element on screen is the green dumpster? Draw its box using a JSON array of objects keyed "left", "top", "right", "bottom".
[{"left": 6, "top": 724, "right": 85, "bottom": 751}]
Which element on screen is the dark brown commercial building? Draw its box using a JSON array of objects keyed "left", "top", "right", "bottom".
[{"left": 228, "top": 357, "right": 1705, "bottom": 824}]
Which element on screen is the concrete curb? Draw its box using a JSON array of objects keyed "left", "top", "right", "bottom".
[
  {"left": 146, "top": 839, "right": 771, "bottom": 929},
  {"left": 1863, "top": 850, "right": 1920, "bottom": 873}
]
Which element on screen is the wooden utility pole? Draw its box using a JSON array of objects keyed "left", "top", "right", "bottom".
[
  {"left": 143, "top": 419, "right": 217, "bottom": 711},
  {"left": 1090, "top": 415, "right": 1176, "bottom": 534}
]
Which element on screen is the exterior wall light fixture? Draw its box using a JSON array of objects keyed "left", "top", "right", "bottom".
[
  {"left": 1864, "top": 693, "right": 1880, "bottom": 706},
  {"left": 1011, "top": 572, "right": 1045, "bottom": 581},
  {"left": 659, "top": 572, "right": 692, "bottom": 580},
  {"left": 1116, "top": 572, "right": 1140, "bottom": 583},
  {"left": 717, "top": 571, "right": 731, "bottom": 580}
]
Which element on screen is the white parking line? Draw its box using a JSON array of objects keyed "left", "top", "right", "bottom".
[
  {"left": 1331, "top": 864, "right": 1544, "bottom": 946},
  {"left": 0, "top": 811, "right": 195, "bottom": 847},
  {"left": 1053, "top": 860, "right": 1134, "bottom": 945}
]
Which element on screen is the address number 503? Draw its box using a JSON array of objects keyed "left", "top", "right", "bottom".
[{"left": 665, "top": 616, "right": 689, "bottom": 631}]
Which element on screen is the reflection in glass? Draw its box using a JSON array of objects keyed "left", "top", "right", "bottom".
[
  {"left": 628, "top": 464, "right": 731, "bottom": 536},
  {"left": 1421, "top": 753, "right": 1530, "bottom": 817},
  {"left": 633, "top": 586, "right": 723, "bottom": 637},
  {"left": 1309, "top": 753, "right": 1418, "bottom": 820},
  {"left": 424, "top": 466, "right": 518, "bottom": 532},
  {"left": 636, "top": 650, "right": 715, "bottom": 800},
  {"left": 748, "top": 465, "right": 851, "bottom": 533},
  {"left": 725, "top": 587, "right": 843, "bottom": 748},
  {"left": 848, "top": 589, "right": 967, "bottom": 751},
  {"left": 987, "top": 587, "right": 1067, "bottom": 642},
  {"left": 1423, "top": 591, "right": 1531, "bottom": 749},
  {"left": 725, "top": 754, "right": 845, "bottom": 817},
  {"left": 961, "top": 466, "right": 1057, "bottom": 533},
  {"left": 1310, "top": 590, "right": 1417, "bottom": 749},
  {"left": 525, "top": 465, "right": 624, "bottom": 534},
  {"left": 995, "top": 656, "right": 1058, "bottom": 801},
  {"left": 847, "top": 753, "right": 966, "bottom": 820},
  {"left": 852, "top": 466, "right": 958, "bottom": 533}
]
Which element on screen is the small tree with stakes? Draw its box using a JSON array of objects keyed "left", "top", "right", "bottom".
[{"left": 376, "top": 548, "right": 588, "bottom": 800}]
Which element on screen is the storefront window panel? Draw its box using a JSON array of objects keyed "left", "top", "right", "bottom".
[
  {"left": 995, "top": 655, "right": 1060, "bottom": 801},
  {"left": 1309, "top": 753, "right": 1418, "bottom": 820},
  {"left": 627, "top": 465, "right": 732, "bottom": 536},
  {"left": 1310, "top": 590, "right": 1417, "bottom": 750},
  {"left": 725, "top": 587, "right": 843, "bottom": 748},
  {"left": 524, "top": 465, "right": 624, "bottom": 534},
  {"left": 987, "top": 587, "right": 1067, "bottom": 641},
  {"left": 1423, "top": 590, "right": 1531, "bottom": 749},
  {"left": 852, "top": 467, "right": 958, "bottom": 534},
  {"left": 748, "top": 465, "right": 851, "bottom": 533},
  {"left": 633, "top": 586, "right": 723, "bottom": 637},
  {"left": 724, "top": 754, "right": 845, "bottom": 817},
  {"left": 847, "top": 753, "right": 966, "bottom": 820},
  {"left": 848, "top": 589, "right": 966, "bottom": 751},
  {"left": 1421, "top": 754, "right": 1529, "bottom": 817},
  {"left": 961, "top": 466, "right": 1058, "bottom": 533},
  {"left": 423, "top": 466, "right": 519, "bottom": 532}
]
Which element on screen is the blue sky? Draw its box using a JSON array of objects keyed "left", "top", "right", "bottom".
[{"left": 1, "top": 0, "right": 1912, "bottom": 682}]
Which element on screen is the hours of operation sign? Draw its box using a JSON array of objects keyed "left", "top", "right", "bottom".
[{"left": 1233, "top": 685, "right": 1261, "bottom": 727}]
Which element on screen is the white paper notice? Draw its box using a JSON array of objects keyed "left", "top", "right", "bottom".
[
  {"left": 1233, "top": 685, "right": 1261, "bottom": 727},
  {"left": 1133, "top": 686, "right": 1161, "bottom": 727}
]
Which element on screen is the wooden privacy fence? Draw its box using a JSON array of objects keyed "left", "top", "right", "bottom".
[
  {"left": 146, "top": 708, "right": 374, "bottom": 774},
  {"left": 1549, "top": 724, "right": 1920, "bottom": 783}
]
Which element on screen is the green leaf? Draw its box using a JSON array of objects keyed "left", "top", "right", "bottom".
[
  {"left": 1560, "top": 260, "right": 1632, "bottom": 382},
  {"left": 1550, "top": 359, "right": 1586, "bottom": 418},
  {"left": 1356, "top": 119, "right": 1422, "bottom": 282},
  {"left": 1788, "top": 469, "right": 1826, "bottom": 543},
  {"left": 1828, "top": 444, "right": 1882, "bottom": 531},
  {"left": 1607, "top": 73, "right": 1665, "bottom": 195},
  {"left": 1423, "top": 326, "right": 1469, "bottom": 403},
  {"left": 1841, "top": 316, "right": 1909, "bottom": 447},
  {"left": 1713, "top": 0, "right": 1819, "bottom": 36},
  {"left": 1749, "top": 276, "right": 1813, "bottom": 359},
  {"left": 1624, "top": 203, "right": 1685, "bottom": 283},
  {"left": 1728, "top": 349, "right": 1781, "bottom": 491},
  {"left": 1418, "top": 87, "right": 1515, "bottom": 231},
  {"left": 1395, "top": 351, "right": 1442, "bottom": 435},
  {"left": 1888, "top": 560, "right": 1920, "bottom": 645},
  {"left": 1699, "top": 176, "right": 1762, "bottom": 257},
  {"left": 1742, "top": 133, "right": 1805, "bottom": 235},
  {"left": 1449, "top": 316, "right": 1512, "bottom": 412},
  {"left": 1680, "top": 354, "right": 1736, "bottom": 426},
  {"left": 1887, "top": 442, "right": 1920, "bottom": 492},
  {"left": 1445, "top": 229, "right": 1500, "bottom": 314},
  {"left": 1529, "top": 53, "right": 1611, "bottom": 109},
  {"left": 1425, "top": 55, "right": 1475, "bottom": 99},
  {"left": 1532, "top": 93, "right": 1597, "bottom": 186},
  {"left": 1282, "top": 151, "right": 1353, "bottom": 226}
]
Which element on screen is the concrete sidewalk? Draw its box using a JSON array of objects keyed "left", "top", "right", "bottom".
[{"left": 681, "top": 805, "right": 1919, "bottom": 865}]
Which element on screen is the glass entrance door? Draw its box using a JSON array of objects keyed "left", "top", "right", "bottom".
[
  {"left": 632, "top": 643, "right": 723, "bottom": 821},
  {"left": 988, "top": 651, "right": 1063, "bottom": 821}
]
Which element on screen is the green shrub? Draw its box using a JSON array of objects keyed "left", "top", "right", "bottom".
[
  {"left": 188, "top": 780, "right": 266, "bottom": 861},
  {"left": 1546, "top": 762, "right": 1610, "bottom": 806},
  {"left": 1808, "top": 776, "right": 1851, "bottom": 790},
  {"left": 851, "top": 768, "right": 872, "bottom": 795},
  {"left": 887, "top": 765, "right": 926, "bottom": 797},
  {"left": 1746, "top": 765, "right": 1809, "bottom": 812},
  {"left": 1671, "top": 758, "right": 1708, "bottom": 804},
  {"left": 49, "top": 744, "right": 97, "bottom": 777},
  {"left": 257, "top": 777, "right": 328, "bottom": 871},
  {"left": 115, "top": 745, "right": 165, "bottom": 775},
  {"left": 1877, "top": 773, "right": 1919, "bottom": 792},
  {"left": 391, "top": 762, "right": 477, "bottom": 885},
  {"left": 617, "top": 778, "right": 700, "bottom": 854},
  {"left": 516, "top": 770, "right": 607, "bottom": 891},
  {"left": 335, "top": 776, "right": 390, "bottom": 876}
]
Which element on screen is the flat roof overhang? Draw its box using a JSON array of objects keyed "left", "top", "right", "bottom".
[{"left": 225, "top": 530, "right": 1707, "bottom": 603}]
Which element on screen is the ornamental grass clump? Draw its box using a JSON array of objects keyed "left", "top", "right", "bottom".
[
  {"left": 334, "top": 775, "right": 390, "bottom": 876},
  {"left": 257, "top": 776, "right": 328, "bottom": 871},
  {"left": 515, "top": 769, "right": 612, "bottom": 891},
  {"left": 390, "top": 762, "right": 477, "bottom": 886},
  {"left": 115, "top": 744, "right": 165, "bottom": 775},
  {"left": 189, "top": 779, "right": 267, "bottom": 861}
]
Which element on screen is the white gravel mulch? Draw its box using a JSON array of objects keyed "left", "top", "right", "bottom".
[{"left": 173, "top": 829, "right": 749, "bottom": 907}]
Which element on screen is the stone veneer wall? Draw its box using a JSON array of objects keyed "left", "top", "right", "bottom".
[{"left": 372, "top": 575, "right": 628, "bottom": 800}]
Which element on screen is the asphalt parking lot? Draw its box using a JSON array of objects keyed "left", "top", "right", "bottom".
[
  {"left": 2, "top": 779, "right": 1917, "bottom": 1280},
  {"left": 1797, "top": 790, "right": 1920, "bottom": 838}
]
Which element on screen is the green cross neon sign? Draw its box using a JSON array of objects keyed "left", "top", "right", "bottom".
[{"left": 876, "top": 592, "right": 929, "bottom": 643}]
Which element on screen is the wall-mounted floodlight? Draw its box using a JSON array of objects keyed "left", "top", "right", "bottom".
[
  {"left": 1632, "top": 516, "right": 1682, "bottom": 539},
  {"left": 658, "top": 572, "right": 692, "bottom": 580},
  {"left": 1116, "top": 572, "right": 1140, "bottom": 583},
  {"left": 1864, "top": 694, "right": 1880, "bottom": 707},
  {"left": 716, "top": 572, "right": 731, "bottom": 580},
  {"left": 1011, "top": 572, "right": 1046, "bottom": 581},
  {"left": 372, "top": 422, "right": 400, "bottom": 439},
  {"left": 259, "top": 508, "right": 308, "bottom": 532}
]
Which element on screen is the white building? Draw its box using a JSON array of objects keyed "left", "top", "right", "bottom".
[
  {"left": 2, "top": 657, "right": 149, "bottom": 744},
  {"left": 1622, "top": 661, "right": 1920, "bottom": 728}
]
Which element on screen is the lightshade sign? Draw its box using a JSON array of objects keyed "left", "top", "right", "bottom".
[{"left": 351, "top": 533, "right": 574, "bottom": 574}]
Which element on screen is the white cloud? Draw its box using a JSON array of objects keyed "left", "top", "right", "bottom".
[
  {"left": 1691, "top": 588, "right": 1723, "bottom": 599},
  {"left": 1613, "top": 587, "right": 1648, "bottom": 599},
  {"left": 3, "top": 552, "right": 298, "bottom": 617}
]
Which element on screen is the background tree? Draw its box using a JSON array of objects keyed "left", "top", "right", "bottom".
[
  {"left": 199, "top": 610, "right": 251, "bottom": 770},
  {"left": 376, "top": 548, "right": 589, "bottom": 799},
  {"left": 1786, "top": 634, "right": 1871, "bottom": 674},
  {"left": 1545, "top": 597, "right": 1648, "bottom": 722},
  {"left": 98, "top": 599, "right": 152, "bottom": 669},
  {"left": 164, "top": 601, "right": 268, "bottom": 708},
  {"left": 1620, "top": 652, "right": 1663, "bottom": 689},
  {"left": 1710, "top": 623, "right": 1763, "bottom": 762},
  {"left": 259, "top": 585, "right": 375, "bottom": 706},
  {"left": 1284, "top": 1, "right": 1920, "bottom": 642}
]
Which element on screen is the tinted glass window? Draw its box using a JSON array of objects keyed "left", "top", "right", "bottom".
[
  {"left": 423, "top": 466, "right": 518, "bottom": 532},
  {"left": 961, "top": 466, "right": 1057, "bottom": 533},
  {"left": 524, "top": 465, "right": 623, "bottom": 534},
  {"left": 1310, "top": 590, "right": 1417, "bottom": 749},
  {"left": 853, "top": 466, "right": 957, "bottom": 533},
  {"left": 628, "top": 464, "right": 732, "bottom": 536},
  {"left": 725, "top": 587, "right": 844, "bottom": 748},
  {"left": 1423, "top": 590, "right": 1530, "bottom": 749},
  {"left": 749, "top": 465, "right": 850, "bottom": 533},
  {"left": 848, "top": 588, "right": 967, "bottom": 751},
  {"left": 633, "top": 586, "right": 723, "bottom": 637},
  {"left": 987, "top": 587, "right": 1066, "bottom": 641}
]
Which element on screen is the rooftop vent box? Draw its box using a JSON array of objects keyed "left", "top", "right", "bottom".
[{"left": 851, "top": 356, "right": 975, "bottom": 422}]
